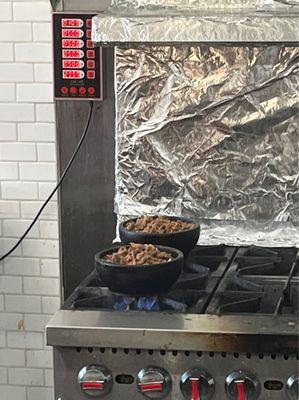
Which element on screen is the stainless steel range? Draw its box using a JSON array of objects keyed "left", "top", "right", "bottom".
[
  {"left": 47, "top": 0, "right": 299, "bottom": 399},
  {"left": 47, "top": 245, "right": 299, "bottom": 399}
]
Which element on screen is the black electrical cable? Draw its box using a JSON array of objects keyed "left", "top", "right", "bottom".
[{"left": 0, "top": 101, "right": 94, "bottom": 262}]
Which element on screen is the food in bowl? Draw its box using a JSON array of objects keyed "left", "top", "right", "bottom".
[
  {"left": 104, "top": 243, "right": 172, "bottom": 266},
  {"left": 124, "top": 216, "right": 195, "bottom": 234}
]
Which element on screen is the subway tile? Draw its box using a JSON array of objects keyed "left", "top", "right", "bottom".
[
  {"left": 0, "top": 162, "right": 18, "bottom": 180},
  {"left": 0, "top": 103, "right": 34, "bottom": 122},
  {"left": 0, "top": 349, "right": 25, "bottom": 366},
  {"left": 0, "top": 200, "right": 20, "bottom": 218},
  {"left": 13, "top": 2, "right": 51, "bottom": 21},
  {"left": 0, "top": 276, "right": 22, "bottom": 294},
  {"left": 8, "top": 368, "right": 43, "bottom": 386},
  {"left": 24, "top": 277, "right": 59, "bottom": 295},
  {"left": 3, "top": 219, "right": 39, "bottom": 238},
  {"left": 22, "top": 239, "right": 59, "bottom": 258},
  {"left": 26, "top": 350, "right": 53, "bottom": 368},
  {"left": 15, "top": 43, "right": 51, "bottom": 62},
  {"left": 5, "top": 295, "right": 41, "bottom": 313},
  {"left": 18, "top": 123, "right": 55, "bottom": 142},
  {"left": 0, "top": 143, "right": 36, "bottom": 161},
  {"left": 4, "top": 257, "right": 40, "bottom": 276},
  {"left": 7, "top": 332, "right": 43, "bottom": 349},
  {"left": 1, "top": 182, "right": 38, "bottom": 200},
  {"left": 19, "top": 162, "right": 56, "bottom": 181},
  {"left": 17, "top": 83, "right": 53, "bottom": 103},
  {"left": 40, "top": 258, "right": 59, "bottom": 277},
  {"left": 0, "top": 22, "right": 31, "bottom": 41},
  {"left": 0, "top": 123, "right": 16, "bottom": 141},
  {"left": 0, "top": 385, "right": 26, "bottom": 400}
]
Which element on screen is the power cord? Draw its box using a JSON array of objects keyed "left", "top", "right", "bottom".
[{"left": 0, "top": 101, "right": 94, "bottom": 262}]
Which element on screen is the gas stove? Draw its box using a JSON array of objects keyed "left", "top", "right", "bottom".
[{"left": 47, "top": 245, "right": 299, "bottom": 400}]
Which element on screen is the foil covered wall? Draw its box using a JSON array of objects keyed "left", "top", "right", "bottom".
[{"left": 115, "top": 45, "right": 299, "bottom": 246}]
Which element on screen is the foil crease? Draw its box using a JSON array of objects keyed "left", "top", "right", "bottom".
[
  {"left": 115, "top": 45, "right": 299, "bottom": 247},
  {"left": 92, "top": 4, "right": 299, "bottom": 45}
]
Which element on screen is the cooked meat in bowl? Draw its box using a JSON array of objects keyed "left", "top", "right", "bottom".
[
  {"left": 125, "top": 216, "right": 195, "bottom": 234},
  {"left": 104, "top": 243, "right": 172, "bottom": 266}
]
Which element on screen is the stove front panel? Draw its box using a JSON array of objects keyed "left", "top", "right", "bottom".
[{"left": 53, "top": 347, "right": 298, "bottom": 400}]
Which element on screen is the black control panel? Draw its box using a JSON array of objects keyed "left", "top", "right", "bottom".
[{"left": 53, "top": 13, "right": 103, "bottom": 101}]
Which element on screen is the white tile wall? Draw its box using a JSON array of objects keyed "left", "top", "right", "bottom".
[{"left": 0, "top": 2, "right": 58, "bottom": 398}]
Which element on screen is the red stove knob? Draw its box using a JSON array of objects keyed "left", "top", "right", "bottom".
[
  {"left": 225, "top": 370, "right": 260, "bottom": 400},
  {"left": 180, "top": 368, "right": 215, "bottom": 400},
  {"left": 78, "top": 365, "right": 112, "bottom": 397},
  {"left": 137, "top": 366, "right": 172, "bottom": 399}
]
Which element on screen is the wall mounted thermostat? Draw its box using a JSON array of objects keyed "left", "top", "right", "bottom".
[{"left": 53, "top": 13, "right": 104, "bottom": 101}]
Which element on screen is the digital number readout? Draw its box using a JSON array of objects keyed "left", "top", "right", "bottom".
[
  {"left": 62, "top": 39, "right": 84, "bottom": 48},
  {"left": 62, "top": 60, "right": 84, "bottom": 69},
  {"left": 62, "top": 50, "right": 84, "bottom": 59},
  {"left": 61, "top": 18, "right": 83, "bottom": 28},
  {"left": 63, "top": 70, "right": 85, "bottom": 79},
  {"left": 62, "top": 29, "right": 84, "bottom": 38}
]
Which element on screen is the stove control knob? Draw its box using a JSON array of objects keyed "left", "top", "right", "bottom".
[
  {"left": 137, "top": 366, "right": 172, "bottom": 399},
  {"left": 180, "top": 368, "right": 215, "bottom": 400},
  {"left": 225, "top": 370, "right": 261, "bottom": 400},
  {"left": 78, "top": 365, "right": 112, "bottom": 397},
  {"left": 286, "top": 375, "right": 299, "bottom": 399}
]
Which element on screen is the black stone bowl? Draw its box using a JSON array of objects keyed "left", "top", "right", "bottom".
[
  {"left": 119, "top": 216, "right": 200, "bottom": 255},
  {"left": 95, "top": 245, "right": 184, "bottom": 296}
]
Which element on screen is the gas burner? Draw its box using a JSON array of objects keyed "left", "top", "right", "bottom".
[
  {"left": 207, "top": 246, "right": 298, "bottom": 316},
  {"left": 236, "top": 246, "right": 298, "bottom": 277},
  {"left": 62, "top": 245, "right": 235, "bottom": 314}
]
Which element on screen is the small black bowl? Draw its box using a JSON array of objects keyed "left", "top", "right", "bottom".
[
  {"left": 119, "top": 216, "right": 200, "bottom": 255},
  {"left": 95, "top": 245, "right": 184, "bottom": 296}
]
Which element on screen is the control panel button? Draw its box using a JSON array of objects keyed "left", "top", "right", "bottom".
[
  {"left": 88, "top": 87, "right": 95, "bottom": 95},
  {"left": 137, "top": 367, "right": 172, "bottom": 399},
  {"left": 86, "top": 40, "right": 94, "bottom": 49},
  {"left": 286, "top": 375, "right": 299, "bottom": 400},
  {"left": 180, "top": 368, "right": 215, "bottom": 400},
  {"left": 61, "top": 86, "right": 68, "bottom": 94},
  {"left": 79, "top": 87, "right": 86, "bottom": 95},
  {"left": 87, "top": 60, "right": 95, "bottom": 69},
  {"left": 62, "top": 49, "right": 84, "bottom": 59},
  {"left": 86, "top": 29, "right": 91, "bottom": 38},
  {"left": 225, "top": 370, "right": 261, "bottom": 400},
  {"left": 87, "top": 50, "right": 95, "bottom": 59},
  {"left": 61, "top": 18, "right": 83, "bottom": 28},
  {"left": 86, "top": 19, "right": 92, "bottom": 28},
  {"left": 87, "top": 71, "right": 95, "bottom": 80},
  {"left": 70, "top": 86, "right": 78, "bottom": 95},
  {"left": 78, "top": 365, "right": 112, "bottom": 397}
]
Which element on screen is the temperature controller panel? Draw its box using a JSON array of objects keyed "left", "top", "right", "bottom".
[{"left": 53, "top": 13, "right": 103, "bottom": 101}]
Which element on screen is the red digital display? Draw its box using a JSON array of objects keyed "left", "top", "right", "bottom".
[
  {"left": 62, "top": 39, "right": 84, "bottom": 49},
  {"left": 62, "top": 29, "right": 84, "bottom": 38},
  {"left": 63, "top": 70, "right": 85, "bottom": 79},
  {"left": 61, "top": 18, "right": 83, "bottom": 28},
  {"left": 62, "top": 49, "right": 84, "bottom": 59},
  {"left": 63, "top": 59, "right": 84, "bottom": 69}
]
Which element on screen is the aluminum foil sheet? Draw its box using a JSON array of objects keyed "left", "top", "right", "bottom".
[
  {"left": 114, "top": 45, "right": 299, "bottom": 247},
  {"left": 111, "top": 0, "right": 298, "bottom": 9},
  {"left": 92, "top": 2, "right": 299, "bottom": 45}
]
